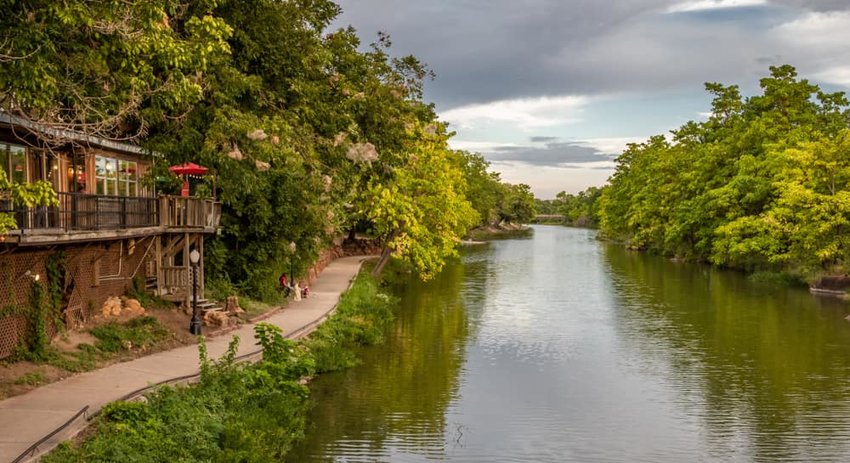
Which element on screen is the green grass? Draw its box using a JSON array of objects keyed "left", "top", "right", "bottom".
[
  {"left": 14, "top": 371, "right": 47, "bottom": 386},
  {"left": 304, "top": 271, "right": 396, "bottom": 372},
  {"left": 89, "top": 316, "right": 170, "bottom": 353},
  {"left": 20, "top": 317, "right": 172, "bottom": 375}
]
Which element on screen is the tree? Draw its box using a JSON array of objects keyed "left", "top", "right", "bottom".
[
  {"left": 498, "top": 183, "right": 536, "bottom": 225},
  {"left": 599, "top": 65, "right": 850, "bottom": 278},
  {"left": 0, "top": 0, "right": 231, "bottom": 141},
  {"left": 358, "top": 124, "right": 478, "bottom": 279}
]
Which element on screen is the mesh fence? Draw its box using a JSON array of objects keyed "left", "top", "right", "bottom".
[{"left": 0, "top": 236, "right": 154, "bottom": 359}]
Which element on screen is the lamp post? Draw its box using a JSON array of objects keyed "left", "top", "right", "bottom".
[{"left": 188, "top": 248, "right": 202, "bottom": 335}]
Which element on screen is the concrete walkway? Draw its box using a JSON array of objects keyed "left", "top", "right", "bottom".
[{"left": 0, "top": 256, "right": 369, "bottom": 463}]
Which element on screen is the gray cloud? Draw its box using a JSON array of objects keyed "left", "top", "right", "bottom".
[
  {"left": 530, "top": 136, "right": 560, "bottom": 143},
  {"left": 483, "top": 142, "right": 615, "bottom": 167},
  {"left": 774, "top": 0, "right": 850, "bottom": 11},
  {"left": 334, "top": 1, "right": 850, "bottom": 109}
]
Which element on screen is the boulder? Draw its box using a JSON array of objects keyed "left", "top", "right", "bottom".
[
  {"left": 123, "top": 298, "right": 145, "bottom": 315},
  {"left": 101, "top": 297, "right": 122, "bottom": 317},
  {"left": 204, "top": 310, "right": 230, "bottom": 327}
]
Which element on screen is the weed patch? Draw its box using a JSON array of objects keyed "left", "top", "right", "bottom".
[
  {"left": 14, "top": 371, "right": 47, "bottom": 386},
  {"left": 89, "top": 316, "right": 170, "bottom": 353}
]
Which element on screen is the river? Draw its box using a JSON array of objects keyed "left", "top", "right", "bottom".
[{"left": 287, "top": 225, "right": 850, "bottom": 462}]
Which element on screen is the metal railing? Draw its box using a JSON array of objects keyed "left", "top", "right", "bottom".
[
  {"left": 0, "top": 193, "right": 158, "bottom": 232},
  {"left": 1, "top": 193, "right": 220, "bottom": 234}
]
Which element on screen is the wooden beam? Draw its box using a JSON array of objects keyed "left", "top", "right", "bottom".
[{"left": 155, "top": 235, "right": 163, "bottom": 296}]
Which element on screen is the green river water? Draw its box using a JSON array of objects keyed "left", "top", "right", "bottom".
[{"left": 287, "top": 225, "right": 850, "bottom": 462}]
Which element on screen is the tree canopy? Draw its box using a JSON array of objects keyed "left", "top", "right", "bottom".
[
  {"left": 598, "top": 65, "right": 850, "bottom": 280},
  {"left": 1, "top": 0, "right": 534, "bottom": 297}
]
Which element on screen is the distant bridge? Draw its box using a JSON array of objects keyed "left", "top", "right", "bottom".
[{"left": 532, "top": 214, "right": 565, "bottom": 223}]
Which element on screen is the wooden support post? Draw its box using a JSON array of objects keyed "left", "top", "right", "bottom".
[
  {"left": 183, "top": 232, "right": 190, "bottom": 304},
  {"left": 199, "top": 235, "right": 205, "bottom": 299},
  {"left": 155, "top": 235, "right": 163, "bottom": 297}
]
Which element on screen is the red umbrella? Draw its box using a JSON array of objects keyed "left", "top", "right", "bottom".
[{"left": 169, "top": 162, "right": 209, "bottom": 175}]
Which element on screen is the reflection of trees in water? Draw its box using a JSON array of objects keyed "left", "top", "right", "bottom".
[
  {"left": 603, "top": 245, "right": 850, "bottom": 461},
  {"left": 286, "top": 258, "right": 476, "bottom": 462}
]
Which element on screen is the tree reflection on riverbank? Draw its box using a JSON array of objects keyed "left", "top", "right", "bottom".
[
  {"left": 286, "top": 259, "right": 474, "bottom": 462},
  {"left": 604, "top": 245, "right": 850, "bottom": 461},
  {"left": 289, "top": 227, "right": 850, "bottom": 462}
]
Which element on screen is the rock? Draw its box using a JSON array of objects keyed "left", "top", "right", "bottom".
[
  {"left": 204, "top": 310, "right": 230, "bottom": 327},
  {"left": 101, "top": 297, "right": 122, "bottom": 317},
  {"left": 123, "top": 298, "right": 145, "bottom": 315}
]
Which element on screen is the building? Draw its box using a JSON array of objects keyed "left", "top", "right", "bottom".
[{"left": 0, "top": 113, "right": 220, "bottom": 359}]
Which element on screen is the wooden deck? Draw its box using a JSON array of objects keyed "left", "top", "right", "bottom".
[{"left": 2, "top": 195, "right": 221, "bottom": 246}]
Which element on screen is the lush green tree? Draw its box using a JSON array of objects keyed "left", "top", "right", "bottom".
[
  {"left": 358, "top": 123, "right": 478, "bottom": 279},
  {"left": 498, "top": 183, "right": 536, "bottom": 224},
  {"left": 599, "top": 65, "right": 850, "bottom": 279},
  {"left": 457, "top": 151, "right": 504, "bottom": 226},
  {"left": 1, "top": 0, "right": 528, "bottom": 296},
  {"left": 0, "top": 0, "right": 231, "bottom": 140}
]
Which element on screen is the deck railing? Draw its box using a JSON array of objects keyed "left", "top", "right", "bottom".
[
  {"left": 0, "top": 193, "right": 158, "bottom": 232},
  {"left": 160, "top": 196, "right": 221, "bottom": 229},
  {"left": 0, "top": 193, "right": 220, "bottom": 233}
]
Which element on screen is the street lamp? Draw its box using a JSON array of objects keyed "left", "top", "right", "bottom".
[{"left": 188, "top": 248, "right": 202, "bottom": 335}]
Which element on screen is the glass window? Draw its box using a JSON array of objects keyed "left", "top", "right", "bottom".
[
  {"left": 95, "top": 156, "right": 119, "bottom": 195},
  {"left": 119, "top": 160, "right": 138, "bottom": 196},
  {"left": 96, "top": 155, "right": 136, "bottom": 196},
  {"left": 95, "top": 156, "right": 107, "bottom": 194},
  {"left": 9, "top": 144, "right": 27, "bottom": 184},
  {"left": 107, "top": 158, "right": 118, "bottom": 195}
]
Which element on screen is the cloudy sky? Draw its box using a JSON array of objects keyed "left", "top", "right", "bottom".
[{"left": 334, "top": 0, "right": 850, "bottom": 198}]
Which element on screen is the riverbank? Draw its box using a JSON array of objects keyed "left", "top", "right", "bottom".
[{"left": 0, "top": 256, "right": 378, "bottom": 463}]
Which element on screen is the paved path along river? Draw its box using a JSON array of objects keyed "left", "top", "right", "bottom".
[
  {"left": 289, "top": 226, "right": 850, "bottom": 462},
  {"left": 0, "top": 256, "right": 368, "bottom": 463}
]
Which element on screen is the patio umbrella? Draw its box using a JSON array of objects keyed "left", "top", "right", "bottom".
[
  {"left": 169, "top": 162, "right": 210, "bottom": 197},
  {"left": 169, "top": 162, "right": 209, "bottom": 175}
]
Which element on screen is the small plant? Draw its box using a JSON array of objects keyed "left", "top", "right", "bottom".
[
  {"left": 14, "top": 371, "right": 47, "bottom": 386},
  {"left": 89, "top": 316, "right": 169, "bottom": 353},
  {"left": 24, "top": 279, "right": 50, "bottom": 362},
  {"left": 41, "top": 345, "right": 100, "bottom": 373}
]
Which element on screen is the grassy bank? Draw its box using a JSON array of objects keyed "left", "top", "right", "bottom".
[{"left": 43, "top": 270, "right": 397, "bottom": 462}]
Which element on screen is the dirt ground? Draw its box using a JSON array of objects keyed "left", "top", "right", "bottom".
[{"left": 0, "top": 305, "right": 217, "bottom": 400}]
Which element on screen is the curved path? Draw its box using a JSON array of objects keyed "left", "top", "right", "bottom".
[{"left": 0, "top": 256, "right": 369, "bottom": 463}]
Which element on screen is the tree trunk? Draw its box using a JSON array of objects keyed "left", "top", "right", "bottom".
[{"left": 371, "top": 245, "right": 393, "bottom": 277}]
